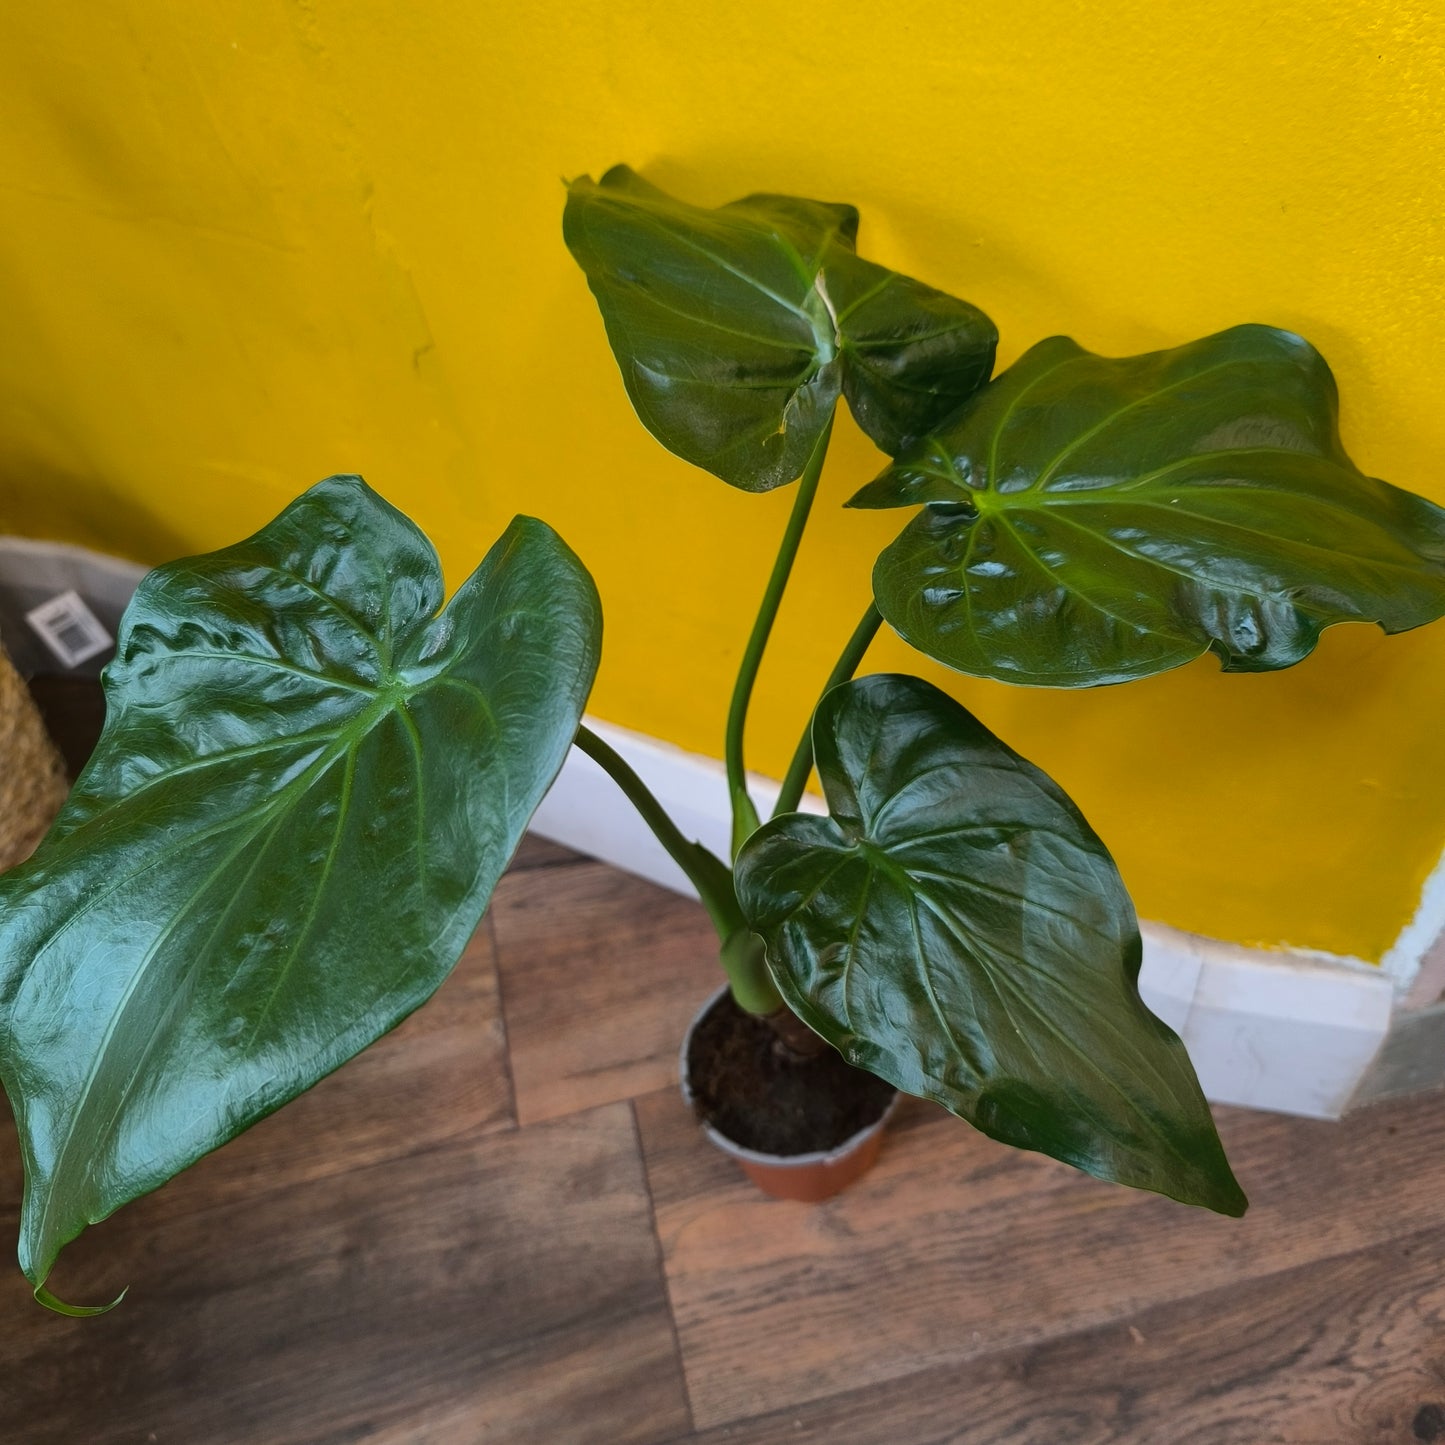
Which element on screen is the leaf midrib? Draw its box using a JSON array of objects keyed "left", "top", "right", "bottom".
[
  {"left": 906, "top": 884, "right": 1200, "bottom": 1176},
  {"left": 25, "top": 682, "right": 413, "bottom": 1274},
  {"left": 1022, "top": 357, "right": 1239, "bottom": 493},
  {"left": 592, "top": 201, "right": 818, "bottom": 331},
  {"left": 78, "top": 790, "right": 303, "bottom": 1207}
]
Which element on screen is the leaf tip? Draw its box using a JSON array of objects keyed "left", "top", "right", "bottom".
[
  {"left": 843, "top": 474, "right": 892, "bottom": 509},
  {"left": 34, "top": 1280, "right": 129, "bottom": 1318},
  {"left": 1179, "top": 1148, "right": 1248, "bottom": 1218},
  {"left": 1210, "top": 1176, "right": 1250, "bottom": 1219}
]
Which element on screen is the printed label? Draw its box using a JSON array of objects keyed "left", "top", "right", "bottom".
[{"left": 25, "top": 590, "right": 113, "bottom": 668}]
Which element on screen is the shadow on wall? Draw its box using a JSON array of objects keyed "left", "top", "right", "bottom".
[{"left": 0, "top": 444, "right": 190, "bottom": 567}]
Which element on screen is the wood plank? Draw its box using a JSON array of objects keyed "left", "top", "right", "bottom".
[
  {"left": 0, "top": 1104, "right": 690, "bottom": 1445},
  {"left": 205, "top": 921, "right": 514, "bottom": 1202},
  {"left": 0, "top": 920, "right": 516, "bottom": 1227},
  {"left": 509, "top": 831, "right": 588, "bottom": 872},
  {"left": 490, "top": 861, "right": 722, "bottom": 1125},
  {"left": 636, "top": 1082, "right": 1445, "bottom": 1429},
  {"left": 683, "top": 1220, "right": 1445, "bottom": 1444},
  {"left": 0, "top": 842, "right": 594, "bottom": 1239}
]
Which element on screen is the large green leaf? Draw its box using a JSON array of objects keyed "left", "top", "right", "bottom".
[
  {"left": 0, "top": 476, "right": 601, "bottom": 1305},
  {"left": 735, "top": 674, "right": 1246, "bottom": 1215},
  {"left": 564, "top": 165, "right": 997, "bottom": 491},
  {"left": 850, "top": 325, "right": 1445, "bottom": 685}
]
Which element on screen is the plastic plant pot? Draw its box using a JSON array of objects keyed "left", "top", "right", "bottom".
[{"left": 679, "top": 983, "right": 900, "bottom": 1203}]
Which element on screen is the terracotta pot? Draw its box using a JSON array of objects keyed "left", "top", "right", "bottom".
[{"left": 679, "top": 984, "right": 899, "bottom": 1203}]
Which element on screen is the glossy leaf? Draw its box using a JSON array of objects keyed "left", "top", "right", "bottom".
[
  {"left": 564, "top": 165, "right": 997, "bottom": 490},
  {"left": 0, "top": 476, "right": 601, "bottom": 1300},
  {"left": 851, "top": 325, "right": 1445, "bottom": 685},
  {"left": 735, "top": 674, "right": 1246, "bottom": 1215}
]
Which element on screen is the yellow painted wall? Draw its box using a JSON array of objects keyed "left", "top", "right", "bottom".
[{"left": 2, "top": 1, "right": 1443, "bottom": 961}]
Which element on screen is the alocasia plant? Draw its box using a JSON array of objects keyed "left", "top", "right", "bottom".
[{"left": 4, "top": 165, "right": 1445, "bottom": 1311}]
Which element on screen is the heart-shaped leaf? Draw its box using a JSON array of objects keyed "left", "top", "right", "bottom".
[
  {"left": 850, "top": 325, "right": 1445, "bottom": 685},
  {"left": 735, "top": 673, "right": 1245, "bottom": 1215},
  {"left": 564, "top": 165, "right": 997, "bottom": 490},
  {"left": 0, "top": 476, "right": 601, "bottom": 1302}
]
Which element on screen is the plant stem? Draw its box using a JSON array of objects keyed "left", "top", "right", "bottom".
[
  {"left": 724, "top": 415, "right": 834, "bottom": 858},
  {"left": 574, "top": 724, "right": 737, "bottom": 931},
  {"left": 572, "top": 725, "right": 783, "bottom": 1014},
  {"left": 717, "top": 926, "right": 786, "bottom": 1018},
  {"left": 772, "top": 602, "right": 883, "bottom": 818}
]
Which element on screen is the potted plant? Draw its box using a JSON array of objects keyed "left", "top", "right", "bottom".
[
  {"left": 4, "top": 166, "right": 1445, "bottom": 1315},
  {"left": 559, "top": 166, "right": 1445, "bottom": 1202}
]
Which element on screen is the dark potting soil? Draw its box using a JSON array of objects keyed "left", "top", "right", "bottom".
[
  {"left": 687, "top": 990, "right": 896, "bottom": 1157},
  {"left": 27, "top": 674, "right": 106, "bottom": 781}
]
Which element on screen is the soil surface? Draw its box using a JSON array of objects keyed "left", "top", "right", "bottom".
[{"left": 686, "top": 991, "right": 896, "bottom": 1156}]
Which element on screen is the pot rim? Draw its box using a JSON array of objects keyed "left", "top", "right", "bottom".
[{"left": 679, "top": 982, "right": 900, "bottom": 1171}]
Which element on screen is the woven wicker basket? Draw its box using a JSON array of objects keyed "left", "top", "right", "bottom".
[{"left": 0, "top": 637, "right": 68, "bottom": 873}]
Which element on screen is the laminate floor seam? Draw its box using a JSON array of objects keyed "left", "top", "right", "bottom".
[
  {"left": 653, "top": 1212, "right": 1445, "bottom": 1442},
  {"left": 506, "top": 856, "right": 593, "bottom": 875},
  {"left": 469, "top": 1289, "right": 683, "bottom": 1376},
  {"left": 47, "top": 1100, "right": 520, "bottom": 1257},
  {"left": 485, "top": 905, "right": 523, "bottom": 1131},
  {"left": 173, "top": 926, "right": 522, "bottom": 1217},
  {"left": 631, "top": 1097, "right": 699, "bottom": 1441}
]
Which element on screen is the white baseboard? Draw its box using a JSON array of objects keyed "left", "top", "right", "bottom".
[
  {"left": 1380, "top": 846, "right": 1445, "bottom": 1007},
  {"left": 532, "top": 715, "right": 1399, "bottom": 1121}
]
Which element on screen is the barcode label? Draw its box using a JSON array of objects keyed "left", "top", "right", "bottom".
[{"left": 25, "top": 590, "right": 113, "bottom": 668}]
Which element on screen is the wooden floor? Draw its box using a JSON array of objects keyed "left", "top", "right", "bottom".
[{"left": 2, "top": 837, "right": 1444, "bottom": 1444}]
